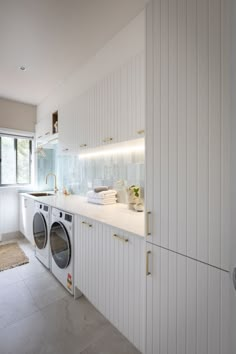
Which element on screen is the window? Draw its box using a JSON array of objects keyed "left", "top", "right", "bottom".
[{"left": 0, "top": 134, "right": 32, "bottom": 186}]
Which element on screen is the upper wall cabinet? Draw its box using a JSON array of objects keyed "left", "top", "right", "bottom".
[
  {"left": 58, "top": 100, "right": 78, "bottom": 154},
  {"left": 58, "top": 52, "right": 145, "bottom": 154},
  {"left": 35, "top": 111, "right": 58, "bottom": 145},
  {"left": 35, "top": 117, "right": 52, "bottom": 141},
  {"left": 145, "top": 0, "right": 231, "bottom": 271},
  {"left": 88, "top": 52, "right": 145, "bottom": 146}
]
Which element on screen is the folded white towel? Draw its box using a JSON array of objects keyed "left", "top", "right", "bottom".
[
  {"left": 87, "top": 197, "right": 117, "bottom": 205},
  {"left": 94, "top": 186, "right": 108, "bottom": 193},
  {"left": 87, "top": 190, "right": 117, "bottom": 199}
]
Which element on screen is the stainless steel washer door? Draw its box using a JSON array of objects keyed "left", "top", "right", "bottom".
[
  {"left": 50, "top": 221, "right": 71, "bottom": 269},
  {"left": 33, "top": 212, "right": 47, "bottom": 249}
]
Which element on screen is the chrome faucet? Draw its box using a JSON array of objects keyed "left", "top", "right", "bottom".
[{"left": 46, "top": 173, "right": 58, "bottom": 193}]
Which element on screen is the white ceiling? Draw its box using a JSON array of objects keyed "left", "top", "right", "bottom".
[{"left": 0, "top": 0, "right": 147, "bottom": 106}]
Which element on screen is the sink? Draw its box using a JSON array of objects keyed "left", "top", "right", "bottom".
[{"left": 29, "top": 192, "right": 55, "bottom": 197}]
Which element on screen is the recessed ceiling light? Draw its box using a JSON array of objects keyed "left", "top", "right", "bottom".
[{"left": 19, "top": 66, "right": 26, "bottom": 71}]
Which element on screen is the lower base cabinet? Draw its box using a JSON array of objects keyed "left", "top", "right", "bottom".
[
  {"left": 19, "top": 195, "right": 35, "bottom": 244},
  {"left": 75, "top": 215, "right": 145, "bottom": 353},
  {"left": 146, "top": 242, "right": 230, "bottom": 354}
]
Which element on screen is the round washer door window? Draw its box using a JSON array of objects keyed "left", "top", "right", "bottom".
[
  {"left": 33, "top": 212, "right": 47, "bottom": 249},
  {"left": 50, "top": 221, "right": 71, "bottom": 269}
]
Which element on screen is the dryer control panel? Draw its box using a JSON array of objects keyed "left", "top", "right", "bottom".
[{"left": 52, "top": 208, "right": 73, "bottom": 223}]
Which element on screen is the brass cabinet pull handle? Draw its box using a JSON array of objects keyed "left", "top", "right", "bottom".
[
  {"left": 82, "top": 221, "right": 92, "bottom": 227},
  {"left": 102, "top": 137, "right": 113, "bottom": 143},
  {"left": 37, "top": 135, "right": 42, "bottom": 139},
  {"left": 113, "top": 233, "right": 128, "bottom": 243},
  {"left": 80, "top": 144, "right": 87, "bottom": 148},
  {"left": 137, "top": 129, "right": 145, "bottom": 135},
  {"left": 146, "top": 251, "right": 151, "bottom": 276},
  {"left": 45, "top": 131, "right": 50, "bottom": 135},
  {"left": 146, "top": 211, "right": 151, "bottom": 236}
]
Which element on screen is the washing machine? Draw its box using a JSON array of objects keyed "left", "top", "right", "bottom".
[
  {"left": 33, "top": 202, "right": 50, "bottom": 269},
  {"left": 49, "top": 208, "right": 74, "bottom": 294}
]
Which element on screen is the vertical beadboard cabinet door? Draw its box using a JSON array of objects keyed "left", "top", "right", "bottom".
[
  {"left": 86, "top": 52, "right": 145, "bottom": 148},
  {"left": 58, "top": 99, "right": 78, "bottom": 154},
  {"left": 59, "top": 52, "right": 145, "bottom": 154},
  {"left": 75, "top": 215, "right": 145, "bottom": 353},
  {"left": 75, "top": 215, "right": 100, "bottom": 307},
  {"left": 100, "top": 225, "right": 146, "bottom": 353},
  {"left": 19, "top": 195, "right": 35, "bottom": 245},
  {"left": 146, "top": 242, "right": 230, "bottom": 354},
  {"left": 145, "top": 0, "right": 231, "bottom": 271},
  {"left": 35, "top": 117, "right": 52, "bottom": 141}
]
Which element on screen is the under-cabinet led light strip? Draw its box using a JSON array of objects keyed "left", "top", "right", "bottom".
[{"left": 79, "top": 143, "right": 144, "bottom": 159}]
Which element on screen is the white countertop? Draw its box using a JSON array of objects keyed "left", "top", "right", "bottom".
[{"left": 21, "top": 193, "right": 145, "bottom": 237}]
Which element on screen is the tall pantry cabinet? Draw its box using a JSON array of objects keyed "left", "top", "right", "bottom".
[{"left": 145, "top": 0, "right": 231, "bottom": 353}]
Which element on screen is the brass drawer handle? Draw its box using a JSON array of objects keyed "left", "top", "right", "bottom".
[
  {"left": 45, "top": 131, "right": 50, "bottom": 136},
  {"left": 146, "top": 211, "right": 151, "bottom": 236},
  {"left": 82, "top": 221, "right": 92, "bottom": 227},
  {"left": 102, "top": 137, "right": 113, "bottom": 143},
  {"left": 137, "top": 129, "right": 145, "bottom": 135},
  {"left": 146, "top": 251, "right": 151, "bottom": 276},
  {"left": 80, "top": 144, "right": 87, "bottom": 148},
  {"left": 113, "top": 233, "right": 128, "bottom": 243}
]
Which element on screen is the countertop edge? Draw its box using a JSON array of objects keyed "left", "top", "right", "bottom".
[{"left": 19, "top": 193, "right": 145, "bottom": 238}]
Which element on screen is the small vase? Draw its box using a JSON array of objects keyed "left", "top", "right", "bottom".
[{"left": 128, "top": 203, "right": 136, "bottom": 210}]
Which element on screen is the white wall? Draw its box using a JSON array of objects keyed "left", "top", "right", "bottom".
[
  {"left": 0, "top": 98, "right": 36, "bottom": 132},
  {"left": 37, "top": 11, "right": 145, "bottom": 121},
  {"left": 0, "top": 98, "right": 36, "bottom": 238},
  {"left": 0, "top": 190, "right": 19, "bottom": 239}
]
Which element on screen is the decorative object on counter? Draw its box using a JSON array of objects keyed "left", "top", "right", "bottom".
[
  {"left": 87, "top": 189, "right": 117, "bottom": 205},
  {"left": 114, "top": 180, "right": 127, "bottom": 204},
  {"left": 94, "top": 186, "right": 108, "bottom": 193},
  {"left": 134, "top": 202, "right": 144, "bottom": 212},
  {"left": 63, "top": 187, "right": 71, "bottom": 196},
  {"left": 127, "top": 185, "right": 143, "bottom": 212},
  {"left": 54, "top": 120, "right": 58, "bottom": 133}
]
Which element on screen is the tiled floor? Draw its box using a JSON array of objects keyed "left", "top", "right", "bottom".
[{"left": 0, "top": 237, "right": 140, "bottom": 354}]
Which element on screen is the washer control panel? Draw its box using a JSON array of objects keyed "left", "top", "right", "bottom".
[{"left": 52, "top": 208, "right": 73, "bottom": 223}]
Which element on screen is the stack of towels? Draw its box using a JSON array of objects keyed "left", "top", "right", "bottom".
[{"left": 87, "top": 187, "right": 117, "bottom": 205}]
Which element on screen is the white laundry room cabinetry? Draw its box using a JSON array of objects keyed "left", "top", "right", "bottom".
[
  {"left": 75, "top": 214, "right": 145, "bottom": 353},
  {"left": 58, "top": 98, "right": 79, "bottom": 154},
  {"left": 146, "top": 0, "right": 231, "bottom": 353},
  {"left": 35, "top": 117, "right": 52, "bottom": 141},
  {"left": 145, "top": 0, "right": 231, "bottom": 271},
  {"left": 19, "top": 195, "right": 35, "bottom": 244},
  {"left": 146, "top": 243, "right": 230, "bottom": 354},
  {"left": 58, "top": 52, "right": 145, "bottom": 154}
]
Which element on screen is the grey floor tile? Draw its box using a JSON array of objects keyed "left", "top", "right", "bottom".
[
  {"left": 23, "top": 271, "right": 68, "bottom": 309},
  {"left": 40, "top": 296, "right": 109, "bottom": 353},
  {"left": 80, "top": 325, "right": 141, "bottom": 354},
  {"left": 0, "top": 266, "right": 22, "bottom": 286},
  {"left": 16, "top": 258, "right": 46, "bottom": 280},
  {"left": 0, "top": 280, "right": 39, "bottom": 329},
  {"left": 0, "top": 311, "right": 57, "bottom": 354}
]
